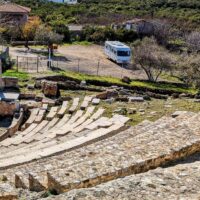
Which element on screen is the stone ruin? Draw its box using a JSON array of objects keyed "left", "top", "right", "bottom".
[
  {"left": 0, "top": 70, "right": 22, "bottom": 142},
  {"left": 0, "top": 78, "right": 200, "bottom": 199}
]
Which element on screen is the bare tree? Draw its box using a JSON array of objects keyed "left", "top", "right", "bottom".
[
  {"left": 35, "top": 25, "right": 64, "bottom": 55},
  {"left": 151, "top": 20, "right": 171, "bottom": 46},
  {"left": 180, "top": 54, "right": 200, "bottom": 88},
  {"left": 133, "top": 37, "right": 174, "bottom": 82},
  {"left": 186, "top": 31, "right": 200, "bottom": 53}
]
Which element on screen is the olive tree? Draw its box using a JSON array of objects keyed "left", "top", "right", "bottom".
[{"left": 133, "top": 37, "right": 174, "bottom": 82}]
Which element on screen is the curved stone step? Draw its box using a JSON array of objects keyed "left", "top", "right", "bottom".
[
  {"left": 43, "top": 159, "right": 200, "bottom": 200},
  {"left": 57, "top": 101, "right": 69, "bottom": 118},
  {"left": 24, "top": 108, "right": 39, "bottom": 128},
  {"left": 69, "top": 98, "right": 79, "bottom": 114},
  {"left": 46, "top": 107, "right": 59, "bottom": 121},
  {"left": 0, "top": 123, "right": 127, "bottom": 168},
  {"left": 34, "top": 109, "right": 46, "bottom": 124}
]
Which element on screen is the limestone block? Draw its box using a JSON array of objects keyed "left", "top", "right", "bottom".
[{"left": 41, "top": 80, "right": 59, "bottom": 98}]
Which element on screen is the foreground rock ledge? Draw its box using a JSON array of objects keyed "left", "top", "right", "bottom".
[{"left": 43, "top": 160, "right": 200, "bottom": 200}]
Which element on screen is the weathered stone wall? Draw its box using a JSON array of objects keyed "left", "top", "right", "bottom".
[
  {"left": 2, "top": 77, "right": 18, "bottom": 88},
  {"left": 6, "top": 109, "right": 24, "bottom": 137},
  {"left": 0, "top": 77, "right": 18, "bottom": 90},
  {"left": 0, "top": 101, "right": 18, "bottom": 116}
]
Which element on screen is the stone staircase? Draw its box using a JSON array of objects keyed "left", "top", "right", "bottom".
[{"left": 0, "top": 97, "right": 200, "bottom": 199}]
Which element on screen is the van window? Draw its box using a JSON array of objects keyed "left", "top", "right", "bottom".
[{"left": 117, "top": 51, "right": 130, "bottom": 57}]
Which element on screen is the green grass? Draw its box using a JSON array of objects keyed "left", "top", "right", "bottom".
[
  {"left": 160, "top": 73, "right": 182, "bottom": 83},
  {"left": 99, "top": 98, "right": 200, "bottom": 126},
  {"left": 130, "top": 81, "right": 196, "bottom": 94},
  {"left": 59, "top": 70, "right": 197, "bottom": 94},
  {"left": 4, "top": 68, "right": 197, "bottom": 95},
  {"left": 3, "top": 70, "right": 29, "bottom": 81},
  {"left": 63, "top": 41, "right": 93, "bottom": 46}
]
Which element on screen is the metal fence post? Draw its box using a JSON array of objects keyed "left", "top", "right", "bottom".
[
  {"left": 121, "top": 63, "right": 124, "bottom": 78},
  {"left": 16, "top": 56, "right": 19, "bottom": 72},
  {"left": 78, "top": 59, "right": 80, "bottom": 72},
  {"left": 37, "top": 56, "right": 39, "bottom": 73},
  {"left": 27, "top": 57, "right": 28, "bottom": 72},
  {"left": 97, "top": 59, "right": 100, "bottom": 76}
]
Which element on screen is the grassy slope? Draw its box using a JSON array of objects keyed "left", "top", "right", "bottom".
[
  {"left": 3, "top": 69, "right": 195, "bottom": 94},
  {"left": 59, "top": 70, "right": 197, "bottom": 94},
  {"left": 3, "top": 70, "right": 29, "bottom": 81}
]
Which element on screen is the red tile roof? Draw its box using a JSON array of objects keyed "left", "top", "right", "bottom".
[{"left": 0, "top": 3, "right": 31, "bottom": 13}]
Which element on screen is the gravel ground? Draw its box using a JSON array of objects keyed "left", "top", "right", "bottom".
[
  {"left": 9, "top": 45, "right": 147, "bottom": 79},
  {"left": 57, "top": 45, "right": 146, "bottom": 79}
]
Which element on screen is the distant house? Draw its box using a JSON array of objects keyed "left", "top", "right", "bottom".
[
  {"left": 49, "top": 0, "right": 77, "bottom": 4},
  {"left": 68, "top": 24, "right": 83, "bottom": 40},
  {"left": 113, "top": 19, "right": 154, "bottom": 35},
  {"left": 0, "top": 3, "right": 31, "bottom": 25}
]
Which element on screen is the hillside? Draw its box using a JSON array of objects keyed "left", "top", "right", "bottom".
[{"left": 11, "top": 0, "right": 200, "bottom": 30}]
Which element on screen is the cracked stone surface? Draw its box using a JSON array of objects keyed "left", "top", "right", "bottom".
[{"left": 43, "top": 160, "right": 200, "bottom": 200}]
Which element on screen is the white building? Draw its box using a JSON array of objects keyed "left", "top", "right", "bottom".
[{"left": 49, "top": 0, "right": 77, "bottom": 4}]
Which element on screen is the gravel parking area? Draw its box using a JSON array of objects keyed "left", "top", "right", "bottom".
[
  {"left": 57, "top": 45, "right": 146, "bottom": 79},
  {"left": 9, "top": 45, "right": 146, "bottom": 79}
]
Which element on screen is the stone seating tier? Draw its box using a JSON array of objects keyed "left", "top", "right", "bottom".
[
  {"left": 42, "top": 159, "right": 200, "bottom": 200},
  {"left": 0, "top": 96, "right": 199, "bottom": 199},
  {"left": 0, "top": 112, "right": 195, "bottom": 195}
]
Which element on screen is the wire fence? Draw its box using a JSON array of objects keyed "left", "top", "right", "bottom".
[
  {"left": 15, "top": 56, "right": 47, "bottom": 73},
  {"left": 15, "top": 55, "right": 133, "bottom": 78}
]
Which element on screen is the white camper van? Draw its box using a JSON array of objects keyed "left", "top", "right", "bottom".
[{"left": 104, "top": 41, "right": 131, "bottom": 64}]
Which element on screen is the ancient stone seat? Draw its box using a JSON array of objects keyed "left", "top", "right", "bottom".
[
  {"left": 34, "top": 109, "right": 46, "bottom": 124},
  {"left": 80, "top": 96, "right": 93, "bottom": 110},
  {"left": 57, "top": 101, "right": 69, "bottom": 118},
  {"left": 1, "top": 96, "right": 200, "bottom": 199},
  {"left": 46, "top": 106, "right": 59, "bottom": 121},
  {"left": 68, "top": 98, "right": 79, "bottom": 113},
  {"left": 0, "top": 97, "right": 105, "bottom": 159},
  {"left": 23, "top": 108, "right": 39, "bottom": 128},
  {"left": 0, "top": 112, "right": 129, "bottom": 167},
  {"left": 0, "top": 100, "right": 102, "bottom": 155},
  {"left": 0, "top": 112, "right": 193, "bottom": 193},
  {"left": 42, "top": 159, "right": 200, "bottom": 200}
]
